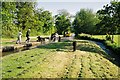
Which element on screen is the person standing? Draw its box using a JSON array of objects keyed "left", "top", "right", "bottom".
[
  {"left": 26, "top": 29, "right": 30, "bottom": 43},
  {"left": 55, "top": 32, "right": 59, "bottom": 42},
  {"left": 16, "top": 30, "right": 22, "bottom": 44}
]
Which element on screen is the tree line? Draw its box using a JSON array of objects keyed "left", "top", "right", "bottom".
[
  {"left": 1, "top": 1, "right": 120, "bottom": 38},
  {"left": 2, "top": 2, "right": 55, "bottom": 37}
]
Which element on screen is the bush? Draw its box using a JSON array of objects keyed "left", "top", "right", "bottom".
[
  {"left": 104, "top": 41, "right": 120, "bottom": 55},
  {"left": 76, "top": 34, "right": 105, "bottom": 42}
]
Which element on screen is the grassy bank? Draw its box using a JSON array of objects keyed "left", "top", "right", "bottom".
[
  {"left": 76, "top": 34, "right": 120, "bottom": 55},
  {"left": 2, "top": 40, "right": 119, "bottom": 78}
]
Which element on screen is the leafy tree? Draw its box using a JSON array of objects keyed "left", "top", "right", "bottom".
[
  {"left": 2, "top": 2, "right": 17, "bottom": 37},
  {"left": 2, "top": 2, "right": 56, "bottom": 37},
  {"left": 34, "top": 8, "right": 55, "bottom": 35},
  {"left": 73, "top": 9, "right": 99, "bottom": 36},
  {"left": 97, "top": 1, "right": 120, "bottom": 42},
  {"left": 40, "top": 10, "right": 54, "bottom": 34},
  {"left": 15, "top": 2, "right": 35, "bottom": 30},
  {"left": 55, "top": 9, "right": 71, "bottom": 35},
  {"left": 33, "top": 8, "right": 44, "bottom": 35}
]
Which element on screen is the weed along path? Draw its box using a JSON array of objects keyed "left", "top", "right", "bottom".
[{"left": 2, "top": 40, "right": 119, "bottom": 78}]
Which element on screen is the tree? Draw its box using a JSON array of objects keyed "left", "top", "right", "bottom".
[
  {"left": 97, "top": 1, "right": 120, "bottom": 42},
  {"left": 33, "top": 8, "right": 44, "bottom": 35},
  {"left": 55, "top": 9, "right": 71, "bottom": 35},
  {"left": 40, "top": 10, "right": 54, "bottom": 34},
  {"left": 73, "top": 9, "right": 99, "bottom": 36},
  {"left": 34, "top": 8, "right": 55, "bottom": 35},
  {"left": 2, "top": 2, "right": 56, "bottom": 37},
  {"left": 2, "top": 2, "right": 17, "bottom": 37},
  {"left": 16, "top": 2, "right": 36, "bottom": 30}
]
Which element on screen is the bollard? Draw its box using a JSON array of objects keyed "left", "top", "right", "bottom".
[
  {"left": 73, "top": 41, "right": 76, "bottom": 52},
  {"left": 58, "top": 36, "right": 61, "bottom": 42}
]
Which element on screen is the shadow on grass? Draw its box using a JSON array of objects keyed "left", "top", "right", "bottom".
[
  {"left": 37, "top": 41, "right": 73, "bottom": 51},
  {"left": 77, "top": 43, "right": 105, "bottom": 54},
  {"left": 38, "top": 40, "right": 105, "bottom": 54},
  {"left": 37, "top": 40, "right": 120, "bottom": 68}
]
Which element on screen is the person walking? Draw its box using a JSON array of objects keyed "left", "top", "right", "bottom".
[
  {"left": 16, "top": 30, "right": 22, "bottom": 44},
  {"left": 50, "top": 33, "right": 55, "bottom": 42},
  {"left": 26, "top": 29, "right": 30, "bottom": 43}
]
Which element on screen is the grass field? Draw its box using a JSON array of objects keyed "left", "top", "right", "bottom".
[
  {"left": 92, "top": 35, "right": 120, "bottom": 47},
  {"left": 2, "top": 40, "right": 119, "bottom": 78}
]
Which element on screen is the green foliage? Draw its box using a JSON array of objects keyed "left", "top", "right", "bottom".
[
  {"left": 2, "top": 2, "right": 56, "bottom": 38},
  {"left": 92, "top": 35, "right": 120, "bottom": 47},
  {"left": 104, "top": 40, "right": 120, "bottom": 55},
  {"left": 55, "top": 10, "right": 71, "bottom": 35},
  {"left": 97, "top": 1, "right": 120, "bottom": 35},
  {"left": 39, "top": 10, "right": 54, "bottom": 34},
  {"left": 2, "top": 2, "right": 18, "bottom": 38},
  {"left": 2, "top": 1, "right": 119, "bottom": 38},
  {"left": 16, "top": 2, "right": 36, "bottom": 30},
  {"left": 73, "top": 9, "right": 99, "bottom": 35}
]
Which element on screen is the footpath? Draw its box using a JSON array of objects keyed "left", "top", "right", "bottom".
[{"left": 1, "top": 36, "right": 50, "bottom": 56}]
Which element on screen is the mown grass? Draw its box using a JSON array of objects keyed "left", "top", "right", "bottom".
[
  {"left": 2, "top": 40, "right": 119, "bottom": 78},
  {"left": 77, "top": 41, "right": 105, "bottom": 54},
  {"left": 92, "top": 35, "right": 120, "bottom": 47}
]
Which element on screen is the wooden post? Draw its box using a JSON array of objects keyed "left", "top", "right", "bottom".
[
  {"left": 73, "top": 41, "right": 76, "bottom": 52},
  {"left": 58, "top": 36, "right": 61, "bottom": 42}
]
